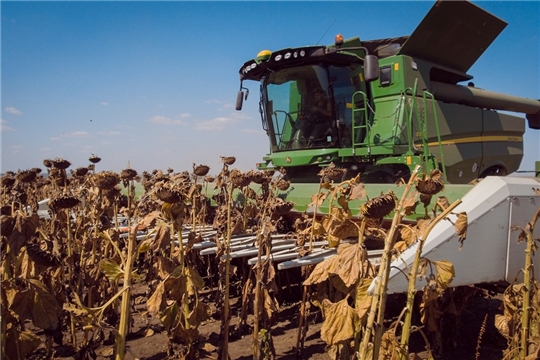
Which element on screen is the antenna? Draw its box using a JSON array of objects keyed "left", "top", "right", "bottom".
[{"left": 315, "top": 19, "right": 336, "bottom": 45}]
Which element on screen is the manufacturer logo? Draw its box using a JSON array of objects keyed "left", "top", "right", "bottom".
[{"left": 286, "top": 156, "right": 291, "bottom": 164}]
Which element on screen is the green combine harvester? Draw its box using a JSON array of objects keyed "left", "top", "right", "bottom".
[{"left": 233, "top": 0, "right": 540, "bottom": 290}]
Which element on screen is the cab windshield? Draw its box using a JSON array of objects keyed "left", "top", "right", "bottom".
[{"left": 262, "top": 63, "right": 366, "bottom": 151}]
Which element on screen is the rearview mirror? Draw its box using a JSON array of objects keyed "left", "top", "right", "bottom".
[
  {"left": 364, "top": 55, "right": 379, "bottom": 82},
  {"left": 236, "top": 91, "right": 244, "bottom": 111}
]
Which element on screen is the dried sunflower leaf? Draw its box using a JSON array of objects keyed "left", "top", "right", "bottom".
[
  {"left": 147, "top": 281, "right": 167, "bottom": 316},
  {"left": 320, "top": 298, "right": 359, "bottom": 346},
  {"left": 348, "top": 182, "right": 366, "bottom": 201},
  {"left": 433, "top": 260, "right": 455, "bottom": 291},
  {"left": 6, "top": 329, "right": 41, "bottom": 360},
  {"left": 188, "top": 301, "right": 211, "bottom": 327},
  {"left": 28, "top": 279, "right": 62, "bottom": 330},
  {"left": 454, "top": 212, "right": 468, "bottom": 249},
  {"left": 99, "top": 259, "right": 124, "bottom": 283},
  {"left": 354, "top": 278, "right": 373, "bottom": 321}
]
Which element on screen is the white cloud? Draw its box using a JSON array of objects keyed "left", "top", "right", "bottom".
[
  {"left": 4, "top": 107, "right": 22, "bottom": 115},
  {"left": 97, "top": 131, "right": 121, "bottom": 136},
  {"left": 205, "top": 99, "right": 224, "bottom": 105},
  {"left": 50, "top": 137, "right": 61, "bottom": 141},
  {"left": 63, "top": 131, "right": 90, "bottom": 137},
  {"left": 11, "top": 145, "right": 23, "bottom": 154},
  {"left": 149, "top": 115, "right": 188, "bottom": 125},
  {"left": 101, "top": 101, "right": 109, "bottom": 106},
  {"left": 194, "top": 116, "right": 238, "bottom": 131},
  {"left": 0, "top": 119, "right": 14, "bottom": 132}
]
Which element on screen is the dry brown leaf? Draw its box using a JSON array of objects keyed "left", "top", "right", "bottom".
[
  {"left": 147, "top": 281, "right": 167, "bottom": 316},
  {"left": 419, "top": 287, "right": 444, "bottom": 332},
  {"left": 99, "top": 259, "right": 124, "bottom": 283},
  {"left": 28, "top": 279, "right": 62, "bottom": 330},
  {"left": 262, "top": 288, "right": 279, "bottom": 322},
  {"left": 354, "top": 278, "right": 372, "bottom": 321},
  {"left": 433, "top": 260, "right": 455, "bottom": 291},
  {"left": 320, "top": 298, "right": 359, "bottom": 346},
  {"left": 348, "top": 182, "right": 366, "bottom": 201},
  {"left": 494, "top": 314, "right": 511, "bottom": 338},
  {"left": 454, "top": 212, "right": 468, "bottom": 248},
  {"left": 6, "top": 329, "right": 41, "bottom": 360},
  {"left": 303, "top": 255, "right": 341, "bottom": 286},
  {"left": 333, "top": 243, "right": 367, "bottom": 287},
  {"left": 188, "top": 301, "right": 211, "bottom": 327}
]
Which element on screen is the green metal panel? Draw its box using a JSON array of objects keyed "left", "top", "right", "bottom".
[{"left": 399, "top": 0, "right": 507, "bottom": 75}]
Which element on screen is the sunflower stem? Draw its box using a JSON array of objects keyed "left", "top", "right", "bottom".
[
  {"left": 399, "top": 199, "right": 462, "bottom": 359},
  {"left": 520, "top": 207, "right": 539, "bottom": 358},
  {"left": 359, "top": 165, "right": 420, "bottom": 360}
]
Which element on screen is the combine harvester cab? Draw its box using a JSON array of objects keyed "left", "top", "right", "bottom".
[{"left": 235, "top": 0, "right": 540, "bottom": 290}]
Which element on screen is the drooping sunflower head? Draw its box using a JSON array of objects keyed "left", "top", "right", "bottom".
[
  {"left": 230, "top": 169, "right": 251, "bottom": 188},
  {"left": 120, "top": 168, "right": 138, "bottom": 181},
  {"left": 89, "top": 154, "right": 101, "bottom": 164},
  {"left": 94, "top": 171, "right": 121, "bottom": 190},
  {"left": 16, "top": 169, "right": 37, "bottom": 183},
  {"left": 361, "top": 191, "right": 396, "bottom": 219},
  {"left": 156, "top": 184, "right": 183, "bottom": 204},
  {"left": 74, "top": 167, "right": 89, "bottom": 177},
  {"left": 269, "top": 197, "right": 294, "bottom": 215},
  {"left": 53, "top": 158, "right": 71, "bottom": 170},
  {"left": 192, "top": 163, "right": 210, "bottom": 177},
  {"left": 319, "top": 162, "right": 347, "bottom": 182},
  {"left": 49, "top": 195, "right": 80, "bottom": 211},
  {"left": 43, "top": 159, "right": 53, "bottom": 168},
  {"left": 416, "top": 169, "right": 445, "bottom": 195},
  {"left": 275, "top": 178, "right": 291, "bottom": 191},
  {"left": 220, "top": 156, "right": 236, "bottom": 166}
]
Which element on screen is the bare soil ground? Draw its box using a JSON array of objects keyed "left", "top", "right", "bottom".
[{"left": 36, "top": 281, "right": 508, "bottom": 360}]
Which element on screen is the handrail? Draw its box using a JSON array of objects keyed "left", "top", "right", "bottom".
[{"left": 351, "top": 90, "right": 370, "bottom": 149}]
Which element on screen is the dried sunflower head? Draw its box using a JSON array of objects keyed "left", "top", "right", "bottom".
[
  {"left": 416, "top": 169, "right": 445, "bottom": 195},
  {"left": 156, "top": 185, "right": 183, "bottom": 203},
  {"left": 275, "top": 178, "right": 290, "bottom": 191},
  {"left": 103, "top": 185, "right": 122, "bottom": 199},
  {"left": 53, "top": 158, "right": 71, "bottom": 170},
  {"left": 230, "top": 169, "right": 251, "bottom": 188},
  {"left": 31, "top": 167, "right": 42, "bottom": 174},
  {"left": 87, "top": 164, "right": 95, "bottom": 171},
  {"left": 94, "top": 171, "right": 121, "bottom": 190},
  {"left": 43, "top": 159, "right": 53, "bottom": 168},
  {"left": 16, "top": 169, "right": 38, "bottom": 183},
  {"left": 361, "top": 191, "right": 396, "bottom": 219},
  {"left": 89, "top": 154, "right": 101, "bottom": 164},
  {"left": 1, "top": 175, "right": 16, "bottom": 189},
  {"left": 220, "top": 156, "right": 236, "bottom": 166},
  {"left": 167, "top": 167, "right": 174, "bottom": 174},
  {"left": 192, "top": 163, "right": 210, "bottom": 177},
  {"left": 74, "top": 167, "right": 89, "bottom": 177},
  {"left": 319, "top": 162, "right": 347, "bottom": 181},
  {"left": 120, "top": 168, "right": 138, "bottom": 181},
  {"left": 269, "top": 197, "right": 294, "bottom": 215},
  {"left": 49, "top": 195, "right": 80, "bottom": 210},
  {"left": 204, "top": 175, "right": 215, "bottom": 183},
  {"left": 246, "top": 170, "right": 271, "bottom": 185}
]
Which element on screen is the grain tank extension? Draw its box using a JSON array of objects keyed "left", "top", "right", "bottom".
[{"left": 236, "top": 0, "right": 540, "bottom": 185}]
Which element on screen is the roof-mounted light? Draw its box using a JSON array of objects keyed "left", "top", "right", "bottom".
[
  {"left": 335, "top": 34, "right": 344, "bottom": 47},
  {"left": 257, "top": 50, "right": 272, "bottom": 62}
]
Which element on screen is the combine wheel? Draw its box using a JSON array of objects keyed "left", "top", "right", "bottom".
[{"left": 480, "top": 165, "right": 507, "bottom": 178}]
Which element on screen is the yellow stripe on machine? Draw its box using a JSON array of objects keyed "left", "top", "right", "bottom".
[{"left": 426, "top": 135, "right": 522, "bottom": 146}]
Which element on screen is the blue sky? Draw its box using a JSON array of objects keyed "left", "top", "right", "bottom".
[{"left": 1, "top": 1, "right": 539, "bottom": 175}]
